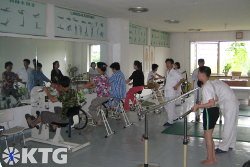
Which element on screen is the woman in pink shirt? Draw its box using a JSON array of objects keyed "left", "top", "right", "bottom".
[{"left": 84, "top": 62, "right": 110, "bottom": 124}]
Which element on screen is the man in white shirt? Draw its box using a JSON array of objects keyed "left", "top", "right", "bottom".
[
  {"left": 211, "top": 79, "right": 239, "bottom": 153},
  {"left": 163, "top": 58, "right": 183, "bottom": 126},
  {"left": 17, "top": 59, "right": 33, "bottom": 92},
  {"left": 192, "top": 58, "right": 205, "bottom": 122}
]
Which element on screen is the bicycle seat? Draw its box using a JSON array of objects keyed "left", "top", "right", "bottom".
[
  {"left": 137, "top": 91, "right": 142, "bottom": 95},
  {"left": 102, "top": 100, "right": 110, "bottom": 108}
]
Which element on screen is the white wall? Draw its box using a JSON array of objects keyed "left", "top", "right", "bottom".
[
  {"left": 107, "top": 18, "right": 170, "bottom": 80},
  {"left": 128, "top": 45, "right": 169, "bottom": 78},
  {"left": 170, "top": 31, "right": 250, "bottom": 76},
  {"left": 154, "top": 47, "right": 170, "bottom": 75},
  {"left": 71, "top": 42, "right": 89, "bottom": 74},
  {"left": 0, "top": 35, "right": 170, "bottom": 83}
]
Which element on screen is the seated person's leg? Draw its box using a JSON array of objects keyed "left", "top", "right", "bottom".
[
  {"left": 88, "top": 97, "right": 110, "bottom": 123},
  {"left": 66, "top": 106, "right": 80, "bottom": 117},
  {"left": 66, "top": 106, "right": 81, "bottom": 126},
  {"left": 25, "top": 114, "right": 42, "bottom": 128},
  {"left": 25, "top": 110, "right": 67, "bottom": 128},
  {"left": 124, "top": 88, "right": 136, "bottom": 111},
  {"left": 124, "top": 86, "right": 144, "bottom": 111},
  {"left": 106, "top": 98, "right": 122, "bottom": 111}
]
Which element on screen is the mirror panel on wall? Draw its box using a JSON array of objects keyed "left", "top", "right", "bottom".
[{"left": 0, "top": 36, "right": 101, "bottom": 110}]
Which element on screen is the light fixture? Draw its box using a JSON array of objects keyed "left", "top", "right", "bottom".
[
  {"left": 128, "top": 7, "right": 149, "bottom": 13},
  {"left": 188, "top": 28, "right": 202, "bottom": 32},
  {"left": 164, "top": 19, "right": 180, "bottom": 24}
]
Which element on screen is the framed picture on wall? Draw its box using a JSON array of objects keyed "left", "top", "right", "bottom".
[{"left": 236, "top": 32, "right": 243, "bottom": 40}]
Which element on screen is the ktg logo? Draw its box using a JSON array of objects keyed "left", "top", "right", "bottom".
[{"left": 1, "top": 147, "right": 67, "bottom": 165}]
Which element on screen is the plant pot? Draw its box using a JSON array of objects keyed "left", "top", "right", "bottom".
[
  {"left": 232, "top": 71, "right": 242, "bottom": 77},
  {"left": 224, "top": 72, "right": 228, "bottom": 76}
]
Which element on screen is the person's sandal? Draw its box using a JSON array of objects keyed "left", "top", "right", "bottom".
[{"left": 25, "top": 114, "right": 39, "bottom": 129}]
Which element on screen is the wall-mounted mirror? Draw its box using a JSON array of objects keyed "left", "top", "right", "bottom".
[{"left": 0, "top": 36, "right": 106, "bottom": 110}]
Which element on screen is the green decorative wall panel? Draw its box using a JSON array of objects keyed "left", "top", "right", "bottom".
[
  {"left": 151, "top": 29, "right": 170, "bottom": 48},
  {"left": 129, "top": 23, "right": 147, "bottom": 45},
  {"left": 0, "top": 0, "right": 46, "bottom": 36},
  {"left": 55, "top": 6, "right": 107, "bottom": 40}
]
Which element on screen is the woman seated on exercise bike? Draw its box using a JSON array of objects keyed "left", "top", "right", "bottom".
[
  {"left": 105, "top": 62, "right": 127, "bottom": 113},
  {"left": 25, "top": 76, "right": 79, "bottom": 129},
  {"left": 83, "top": 62, "right": 110, "bottom": 125},
  {"left": 124, "top": 60, "right": 144, "bottom": 112}
]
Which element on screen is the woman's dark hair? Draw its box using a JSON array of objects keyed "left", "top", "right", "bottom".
[
  {"left": 110, "top": 62, "right": 120, "bottom": 70},
  {"left": 97, "top": 62, "right": 107, "bottom": 72},
  {"left": 53, "top": 61, "right": 59, "bottom": 69},
  {"left": 152, "top": 64, "right": 159, "bottom": 71},
  {"left": 91, "top": 62, "right": 96, "bottom": 66},
  {"left": 33, "top": 59, "right": 38, "bottom": 68},
  {"left": 37, "top": 63, "right": 42, "bottom": 68},
  {"left": 243, "top": 160, "right": 250, "bottom": 167},
  {"left": 58, "top": 76, "right": 71, "bottom": 87},
  {"left": 23, "top": 59, "right": 30, "bottom": 65},
  {"left": 5, "top": 61, "right": 13, "bottom": 69},
  {"left": 199, "top": 66, "right": 211, "bottom": 77},
  {"left": 175, "top": 62, "right": 180, "bottom": 69},
  {"left": 165, "top": 58, "right": 174, "bottom": 64},
  {"left": 198, "top": 59, "right": 205, "bottom": 63},
  {"left": 134, "top": 60, "right": 142, "bottom": 71}
]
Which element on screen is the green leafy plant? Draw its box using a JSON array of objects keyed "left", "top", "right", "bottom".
[
  {"left": 226, "top": 42, "right": 248, "bottom": 72},
  {"left": 223, "top": 63, "right": 232, "bottom": 75},
  {"left": 77, "top": 90, "right": 86, "bottom": 104}
]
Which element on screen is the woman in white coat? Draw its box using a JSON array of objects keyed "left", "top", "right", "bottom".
[{"left": 211, "top": 79, "right": 239, "bottom": 153}]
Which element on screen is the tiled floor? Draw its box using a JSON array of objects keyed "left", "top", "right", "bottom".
[{"left": 1, "top": 96, "right": 250, "bottom": 167}]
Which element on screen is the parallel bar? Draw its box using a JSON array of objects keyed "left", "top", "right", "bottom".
[
  {"left": 179, "top": 109, "right": 193, "bottom": 120},
  {"left": 143, "top": 88, "right": 199, "bottom": 114}
]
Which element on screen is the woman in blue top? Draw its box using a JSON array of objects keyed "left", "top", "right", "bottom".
[{"left": 109, "top": 62, "right": 126, "bottom": 100}]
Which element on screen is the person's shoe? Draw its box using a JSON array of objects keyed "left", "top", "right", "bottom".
[
  {"left": 173, "top": 118, "right": 179, "bottom": 122},
  {"left": 215, "top": 148, "right": 227, "bottom": 154},
  {"left": 163, "top": 122, "right": 173, "bottom": 126}
]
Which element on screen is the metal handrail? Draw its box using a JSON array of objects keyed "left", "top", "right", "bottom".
[
  {"left": 179, "top": 109, "right": 193, "bottom": 120},
  {"left": 143, "top": 87, "right": 199, "bottom": 113}
]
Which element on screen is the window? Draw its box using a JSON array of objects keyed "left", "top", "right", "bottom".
[
  {"left": 190, "top": 41, "right": 250, "bottom": 76},
  {"left": 88, "top": 44, "right": 101, "bottom": 70}
]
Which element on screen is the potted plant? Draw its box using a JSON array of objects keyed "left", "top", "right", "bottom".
[{"left": 223, "top": 63, "right": 232, "bottom": 76}]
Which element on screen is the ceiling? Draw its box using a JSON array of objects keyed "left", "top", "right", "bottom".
[{"left": 37, "top": 0, "right": 250, "bottom": 32}]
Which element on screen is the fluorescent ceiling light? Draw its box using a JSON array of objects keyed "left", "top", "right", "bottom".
[
  {"left": 164, "top": 19, "right": 180, "bottom": 24},
  {"left": 128, "top": 7, "right": 149, "bottom": 13}
]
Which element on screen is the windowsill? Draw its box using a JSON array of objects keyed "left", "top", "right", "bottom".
[
  {"left": 189, "top": 74, "right": 250, "bottom": 78},
  {"left": 210, "top": 75, "right": 250, "bottom": 78}
]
